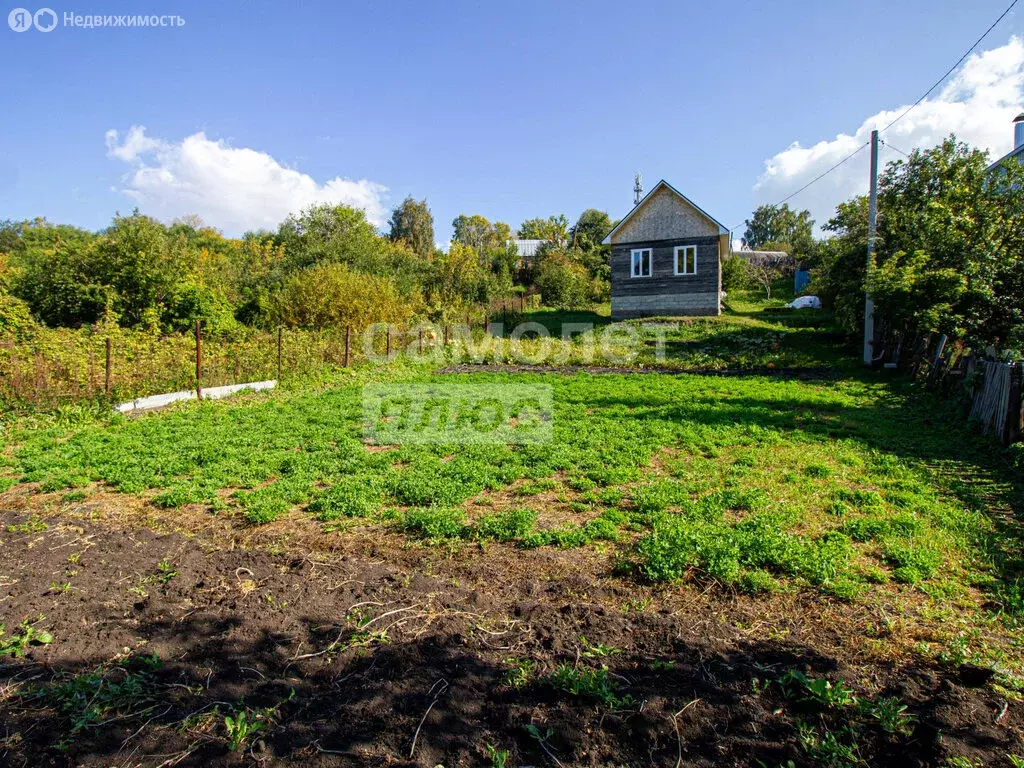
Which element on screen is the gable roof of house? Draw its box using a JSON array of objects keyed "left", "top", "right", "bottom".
[
  {"left": 987, "top": 112, "right": 1024, "bottom": 172},
  {"left": 987, "top": 144, "right": 1024, "bottom": 173},
  {"left": 601, "top": 179, "right": 729, "bottom": 244}
]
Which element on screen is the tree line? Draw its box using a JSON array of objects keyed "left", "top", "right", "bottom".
[
  {"left": 0, "top": 199, "right": 616, "bottom": 336},
  {"left": 728, "top": 135, "right": 1024, "bottom": 356},
  {"left": 5, "top": 132, "right": 1020, "bottom": 357}
]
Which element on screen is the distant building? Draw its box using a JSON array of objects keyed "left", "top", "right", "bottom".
[
  {"left": 507, "top": 239, "right": 545, "bottom": 266},
  {"left": 733, "top": 249, "right": 790, "bottom": 264},
  {"left": 987, "top": 113, "right": 1024, "bottom": 173},
  {"left": 603, "top": 179, "right": 729, "bottom": 318}
]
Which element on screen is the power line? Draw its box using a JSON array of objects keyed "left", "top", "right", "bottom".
[
  {"left": 879, "top": 0, "right": 1020, "bottom": 136},
  {"left": 729, "top": 0, "right": 1017, "bottom": 239},
  {"left": 880, "top": 139, "right": 912, "bottom": 158},
  {"left": 728, "top": 142, "right": 869, "bottom": 235}
]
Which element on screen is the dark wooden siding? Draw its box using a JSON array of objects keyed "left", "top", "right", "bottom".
[{"left": 610, "top": 236, "right": 720, "bottom": 298}]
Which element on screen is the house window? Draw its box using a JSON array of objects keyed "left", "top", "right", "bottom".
[
  {"left": 674, "top": 245, "right": 697, "bottom": 275},
  {"left": 631, "top": 248, "right": 652, "bottom": 277}
]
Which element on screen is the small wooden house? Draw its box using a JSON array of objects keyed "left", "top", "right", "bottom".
[{"left": 603, "top": 180, "right": 730, "bottom": 318}]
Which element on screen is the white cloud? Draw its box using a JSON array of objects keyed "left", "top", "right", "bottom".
[
  {"left": 105, "top": 126, "right": 387, "bottom": 234},
  {"left": 752, "top": 37, "right": 1024, "bottom": 231},
  {"left": 104, "top": 126, "right": 162, "bottom": 162}
]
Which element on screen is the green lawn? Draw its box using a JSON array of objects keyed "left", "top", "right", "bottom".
[{"left": 5, "top": 301, "right": 1024, "bottom": 670}]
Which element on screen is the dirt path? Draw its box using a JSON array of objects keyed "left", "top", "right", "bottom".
[{"left": 0, "top": 510, "right": 1019, "bottom": 767}]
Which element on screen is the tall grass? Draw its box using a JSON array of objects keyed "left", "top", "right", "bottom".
[{"left": 0, "top": 323, "right": 369, "bottom": 409}]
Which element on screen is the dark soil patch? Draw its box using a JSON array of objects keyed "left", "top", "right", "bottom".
[{"left": 0, "top": 511, "right": 1021, "bottom": 766}]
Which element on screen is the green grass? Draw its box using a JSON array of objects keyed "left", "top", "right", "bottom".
[
  {"left": 25, "top": 654, "right": 164, "bottom": 740},
  {"left": 545, "top": 663, "right": 636, "bottom": 710},
  {"left": 4, "top": 304, "right": 1023, "bottom": 668}
]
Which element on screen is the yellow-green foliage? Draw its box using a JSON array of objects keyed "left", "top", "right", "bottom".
[
  {"left": 270, "top": 263, "right": 416, "bottom": 330},
  {"left": 0, "top": 320, "right": 370, "bottom": 408}
]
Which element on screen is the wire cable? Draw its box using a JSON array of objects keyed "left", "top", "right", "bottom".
[
  {"left": 879, "top": 0, "right": 1020, "bottom": 136},
  {"left": 728, "top": 141, "right": 869, "bottom": 236},
  {"left": 880, "top": 139, "right": 912, "bottom": 158},
  {"left": 729, "top": 0, "right": 1018, "bottom": 239}
]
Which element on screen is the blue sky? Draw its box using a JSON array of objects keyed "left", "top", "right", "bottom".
[{"left": 2, "top": 0, "right": 1023, "bottom": 242}]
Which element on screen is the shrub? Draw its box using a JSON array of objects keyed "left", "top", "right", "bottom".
[
  {"left": 271, "top": 262, "right": 414, "bottom": 329},
  {"left": 534, "top": 252, "right": 592, "bottom": 310},
  {"left": 721, "top": 253, "right": 750, "bottom": 294}
]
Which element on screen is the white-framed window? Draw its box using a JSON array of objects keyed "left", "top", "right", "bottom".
[
  {"left": 674, "top": 245, "right": 697, "bottom": 275},
  {"left": 630, "top": 248, "right": 652, "bottom": 278}
]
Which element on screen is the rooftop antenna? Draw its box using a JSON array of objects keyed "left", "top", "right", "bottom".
[{"left": 633, "top": 172, "right": 643, "bottom": 206}]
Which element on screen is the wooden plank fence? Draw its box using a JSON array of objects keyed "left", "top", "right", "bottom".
[{"left": 897, "top": 331, "right": 1023, "bottom": 445}]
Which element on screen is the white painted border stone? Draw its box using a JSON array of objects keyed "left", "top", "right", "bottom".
[{"left": 114, "top": 380, "right": 276, "bottom": 413}]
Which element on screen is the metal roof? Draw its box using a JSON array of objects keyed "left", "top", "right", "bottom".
[
  {"left": 507, "top": 239, "right": 545, "bottom": 258},
  {"left": 734, "top": 249, "right": 790, "bottom": 259}
]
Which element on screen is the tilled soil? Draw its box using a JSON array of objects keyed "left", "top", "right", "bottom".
[{"left": 0, "top": 510, "right": 1021, "bottom": 767}]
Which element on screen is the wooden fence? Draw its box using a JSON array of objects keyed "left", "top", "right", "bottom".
[
  {"left": 0, "top": 306, "right": 527, "bottom": 411},
  {"left": 898, "top": 332, "right": 1022, "bottom": 445}
]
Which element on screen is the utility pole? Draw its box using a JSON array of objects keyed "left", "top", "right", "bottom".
[{"left": 863, "top": 129, "right": 878, "bottom": 366}]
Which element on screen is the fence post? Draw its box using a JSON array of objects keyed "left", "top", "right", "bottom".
[
  {"left": 277, "top": 327, "right": 283, "bottom": 382},
  {"left": 467, "top": 313, "right": 472, "bottom": 334},
  {"left": 386, "top": 326, "right": 392, "bottom": 359},
  {"left": 1006, "top": 363, "right": 1023, "bottom": 445},
  {"left": 345, "top": 325, "right": 352, "bottom": 367},
  {"left": 926, "top": 334, "right": 947, "bottom": 389},
  {"left": 444, "top": 325, "right": 450, "bottom": 346},
  {"left": 520, "top": 294, "right": 525, "bottom": 313},
  {"left": 105, "top": 337, "right": 112, "bottom": 396},
  {"left": 195, "top": 319, "right": 202, "bottom": 401},
  {"left": 419, "top": 328, "right": 423, "bottom": 355}
]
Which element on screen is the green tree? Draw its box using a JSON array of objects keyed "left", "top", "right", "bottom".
[
  {"left": 742, "top": 203, "right": 815, "bottom": 259},
  {"left": 388, "top": 196, "right": 435, "bottom": 259},
  {"left": 866, "top": 250, "right": 965, "bottom": 335},
  {"left": 0, "top": 220, "right": 23, "bottom": 257},
  {"left": 518, "top": 215, "right": 569, "bottom": 247},
  {"left": 276, "top": 204, "right": 379, "bottom": 273},
  {"left": 570, "top": 209, "right": 613, "bottom": 251},
  {"left": 810, "top": 196, "right": 870, "bottom": 333},
  {"left": 94, "top": 212, "right": 191, "bottom": 327},
  {"left": 452, "top": 214, "right": 509, "bottom": 256},
  {"left": 433, "top": 241, "right": 492, "bottom": 304},
  {"left": 813, "top": 135, "right": 1024, "bottom": 347},
  {"left": 721, "top": 253, "right": 750, "bottom": 294},
  {"left": 11, "top": 219, "right": 108, "bottom": 327}
]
